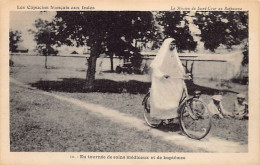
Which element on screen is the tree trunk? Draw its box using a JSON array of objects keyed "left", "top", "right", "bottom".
[
  {"left": 135, "top": 39, "right": 138, "bottom": 48},
  {"left": 109, "top": 52, "right": 114, "bottom": 72},
  {"left": 45, "top": 55, "right": 47, "bottom": 69},
  {"left": 45, "top": 44, "right": 50, "bottom": 69},
  {"left": 84, "top": 54, "right": 98, "bottom": 91},
  {"left": 84, "top": 42, "right": 101, "bottom": 91}
]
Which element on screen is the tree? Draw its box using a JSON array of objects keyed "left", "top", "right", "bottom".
[
  {"left": 29, "top": 19, "right": 58, "bottom": 68},
  {"left": 193, "top": 11, "right": 248, "bottom": 64},
  {"left": 156, "top": 11, "right": 197, "bottom": 52},
  {"left": 53, "top": 11, "right": 155, "bottom": 90},
  {"left": 9, "top": 30, "right": 22, "bottom": 52}
]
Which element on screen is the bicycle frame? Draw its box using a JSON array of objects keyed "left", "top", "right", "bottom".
[
  {"left": 142, "top": 78, "right": 212, "bottom": 140},
  {"left": 178, "top": 82, "right": 188, "bottom": 105}
]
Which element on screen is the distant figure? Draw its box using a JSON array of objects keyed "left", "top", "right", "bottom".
[
  {"left": 150, "top": 38, "right": 190, "bottom": 123},
  {"left": 194, "top": 90, "right": 201, "bottom": 99},
  {"left": 233, "top": 93, "right": 248, "bottom": 120},
  {"left": 207, "top": 95, "right": 232, "bottom": 119}
]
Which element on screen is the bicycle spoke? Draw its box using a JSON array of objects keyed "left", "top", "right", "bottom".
[{"left": 179, "top": 98, "right": 211, "bottom": 140}]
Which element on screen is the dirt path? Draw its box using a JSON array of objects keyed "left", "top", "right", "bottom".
[{"left": 10, "top": 78, "right": 247, "bottom": 153}]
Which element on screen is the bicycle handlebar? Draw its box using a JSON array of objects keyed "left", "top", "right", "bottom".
[
  {"left": 162, "top": 75, "right": 190, "bottom": 98},
  {"left": 164, "top": 76, "right": 192, "bottom": 80}
]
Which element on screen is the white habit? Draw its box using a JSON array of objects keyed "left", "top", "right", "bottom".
[{"left": 150, "top": 38, "right": 186, "bottom": 119}]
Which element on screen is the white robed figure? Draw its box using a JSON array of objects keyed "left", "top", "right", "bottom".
[{"left": 150, "top": 38, "right": 186, "bottom": 119}]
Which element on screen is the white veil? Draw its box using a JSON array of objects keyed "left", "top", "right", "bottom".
[
  {"left": 150, "top": 38, "right": 175, "bottom": 69},
  {"left": 150, "top": 38, "right": 185, "bottom": 77}
]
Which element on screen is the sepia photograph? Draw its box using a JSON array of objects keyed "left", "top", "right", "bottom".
[
  {"left": 9, "top": 10, "right": 249, "bottom": 152},
  {"left": 1, "top": 0, "right": 260, "bottom": 164}
]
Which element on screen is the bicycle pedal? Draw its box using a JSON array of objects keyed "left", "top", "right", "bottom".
[{"left": 162, "top": 120, "right": 169, "bottom": 125}]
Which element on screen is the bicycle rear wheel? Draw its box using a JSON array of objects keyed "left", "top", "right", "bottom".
[
  {"left": 143, "top": 93, "right": 162, "bottom": 128},
  {"left": 179, "top": 98, "right": 211, "bottom": 140}
]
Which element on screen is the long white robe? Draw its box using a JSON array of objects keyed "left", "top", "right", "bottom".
[{"left": 150, "top": 38, "right": 186, "bottom": 119}]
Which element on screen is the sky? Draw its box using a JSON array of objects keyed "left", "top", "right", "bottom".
[{"left": 10, "top": 11, "right": 57, "bottom": 52}]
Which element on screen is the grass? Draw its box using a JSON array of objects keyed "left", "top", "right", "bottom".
[{"left": 10, "top": 85, "right": 197, "bottom": 152}]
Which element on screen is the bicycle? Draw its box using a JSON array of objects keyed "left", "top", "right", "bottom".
[{"left": 142, "top": 77, "right": 212, "bottom": 140}]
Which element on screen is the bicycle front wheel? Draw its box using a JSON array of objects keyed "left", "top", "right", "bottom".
[
  {"left": 179, "top": 98, "right": 211, "bottom": 140},
  {"left": 143, "top": 92, "right": 162, "bottom": 128}
]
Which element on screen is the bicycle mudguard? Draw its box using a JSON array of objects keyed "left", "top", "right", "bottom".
[{"left": 142, "top": 92, "right": 150, "bottom": 105}]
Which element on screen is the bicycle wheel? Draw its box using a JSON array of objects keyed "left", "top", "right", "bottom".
[
  {"left": 143, "top": 93, "right": 162, "bottom": 128},
  {"left": 179, "top": 98, "right": 211, "bottom": 140}
]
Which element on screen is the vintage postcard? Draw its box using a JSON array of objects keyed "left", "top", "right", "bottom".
[{"left": 0, "top": 0, "right": 259, "bottom": 164}]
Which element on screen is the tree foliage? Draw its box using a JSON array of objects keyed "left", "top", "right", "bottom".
[
  {"left": 194, "top": 11, "right": 248, "bottom": 65},
  {"left": 53, "top": 11, "right": 156, "bottom": 90},
  {"left": 29, "top": 19, "right": 58, "bottom": 55},
  {"left": 194, "top": 11, "right": 248, "bottom": 51},
  {"left": 53, "top": 11, "right": 155, "bottom": 50},
  {"left": 156, "top": 11, "right": 197, "bottom": 52},
  {"left": 9, "top": 30, "right": 22, "bottom": 52}
]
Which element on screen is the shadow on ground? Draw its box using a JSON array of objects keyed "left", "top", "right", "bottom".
[
  {"left": 30, "top": 78, "right": 150, "bottom": 94},
  {"left": 30, "top": 78, "right": 236, "bottom": 95},
  {"left": 158, "top": 123, "right": 182, "bottom": 132}
]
